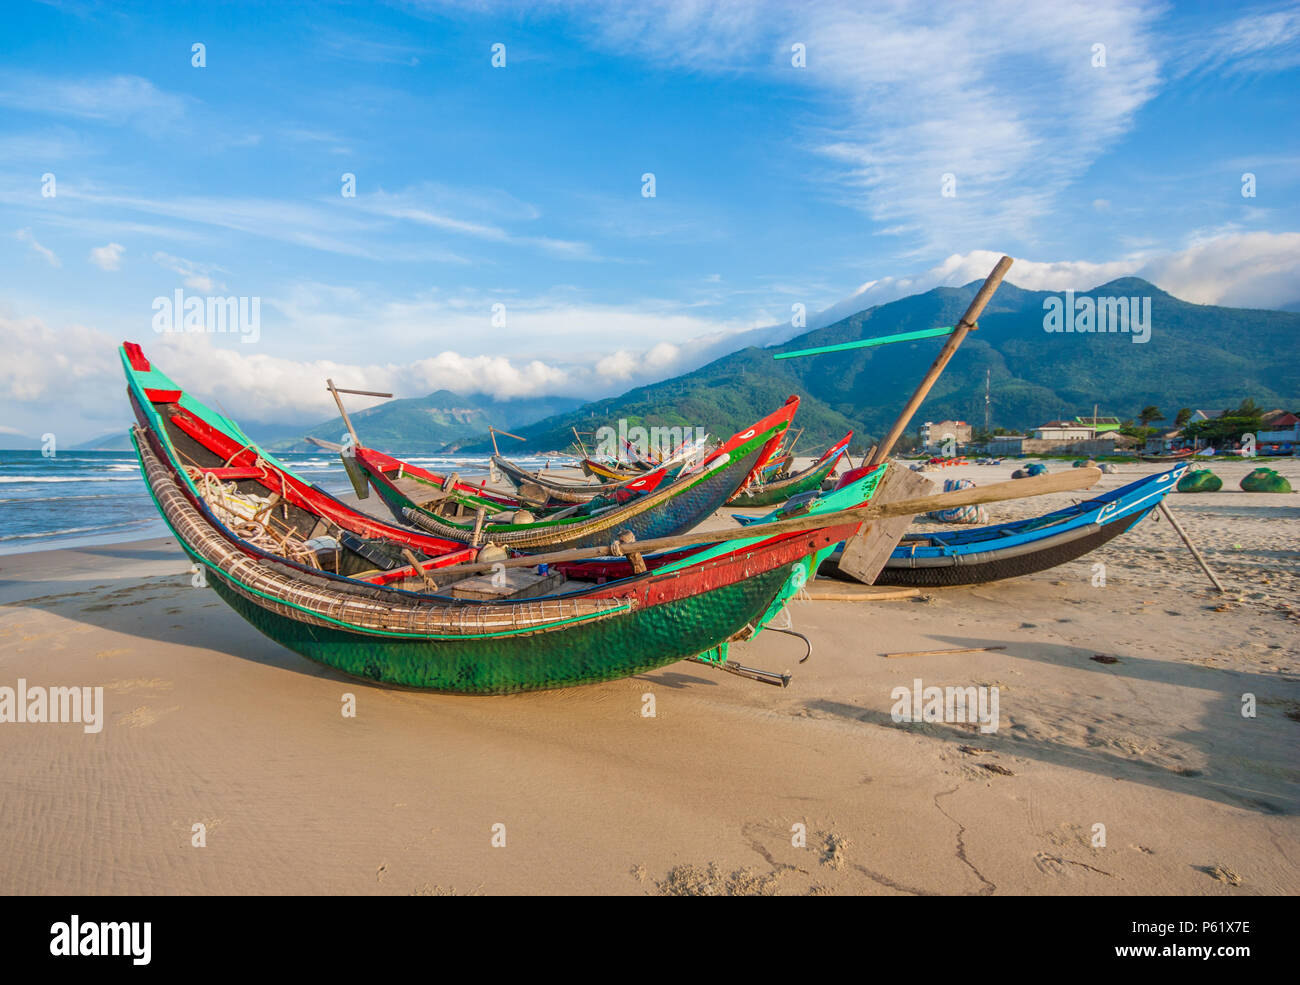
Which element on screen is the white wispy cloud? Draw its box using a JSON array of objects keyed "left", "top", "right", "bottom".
[
  {"left": 15, "top": 228, "right": 61, "bottom": 267},
  {"left": 152, "top": 252, "right": 224, "bottom": 291},
  {"left": 1177, "top": 4, "right": 1300, "bottom": 77},
  {"left": 0, "top": 73, "right": 188, "bottom": 127},
  {"left": 568, "top": 0, "right": 1164, "bottom": 252},
  {"left": 0, "top": 176, "right": 589, "bottom": 263}
]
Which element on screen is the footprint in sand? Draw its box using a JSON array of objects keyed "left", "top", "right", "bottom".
[
  {"left": 95, "top": 648, "right": 131, "bottom": 660},
  {"left": 107, "top": 678, "right": 173, "bottom": 694},
  {"left": 117, "top": 705, "right": 181, "bottom": 728}
]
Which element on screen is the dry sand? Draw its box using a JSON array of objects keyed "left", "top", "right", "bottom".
[{"left": 1, "top": 457, "right": 1296, "bottom": 895}]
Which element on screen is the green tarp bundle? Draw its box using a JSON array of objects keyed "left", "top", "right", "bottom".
[
  {"left": 1240, "top": 467, "right": 1292, "bottom": 493},
  {"left": 1177, "top": 469, "right": 1222, "bottom": 493}
]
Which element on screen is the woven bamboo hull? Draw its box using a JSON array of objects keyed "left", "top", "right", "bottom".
[
  {"left": 208, "top": 563, "right": 793, "bottom": 693},
  {"left": 872, "top": 510, "right": 1145, "bottom": 587},
  {"left": 728, "top": 454, "right": 840, "bottom": 507}
]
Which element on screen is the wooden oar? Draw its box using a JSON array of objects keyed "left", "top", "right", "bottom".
[{"left": 437, "top": 467, "right": 1102, "bottom": 577}]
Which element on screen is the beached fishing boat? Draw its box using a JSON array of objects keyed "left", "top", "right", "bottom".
[
  {"left": 866, "top": 465, "right": 1188, "bottom": 587},
  {"left": 728, "top": 432, "right": 852, "bottom": 507},
  {"left": 353, "top": 399, "right": 799, "bottom": 553},
  {"left": 489, "top": 453, "right": 668, "bottom": 503},
  {"left": 1140, "top": 448, "right": 1194, "bottom": 463},
  {"left": 580, "top": 433, "right": 709, "bottom": 482},
  {"left": 119, "top": 342, "right": 875, "bottom": 693}
]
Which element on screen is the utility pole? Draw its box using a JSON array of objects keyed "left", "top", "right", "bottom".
[{"left": 984, "top": 368, "right": 991, "bottom": 435}]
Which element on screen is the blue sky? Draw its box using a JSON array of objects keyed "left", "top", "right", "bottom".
[{"left": 1, "top": 0, "right": 1298, "bottom": 443}]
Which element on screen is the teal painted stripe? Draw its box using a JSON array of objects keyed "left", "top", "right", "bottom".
[{"left": 774, "top": 325, "right": 954, "bottom": 360}]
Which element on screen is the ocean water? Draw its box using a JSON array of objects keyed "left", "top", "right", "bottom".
[{"left": 0, "top": 448, "right": 548, "bottom": 555}]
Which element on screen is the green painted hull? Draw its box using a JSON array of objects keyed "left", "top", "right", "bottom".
[
  {"left": 207, "top": 563, "right": 795, "bottom": 694},
  {"left": 728, "top": 454, "right": 839, "bottom": 507}
]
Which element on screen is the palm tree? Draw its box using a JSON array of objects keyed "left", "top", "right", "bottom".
[{"left": 1138, "top": 405, "right": 1164, "bottom": 427}]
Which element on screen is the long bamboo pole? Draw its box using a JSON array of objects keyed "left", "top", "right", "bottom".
[
  {"left": 866, "top": 255, "right": 1014, "bottom": 468},
  {"left": 437, "top": 466, "right": 1101, "bottom": 577}
]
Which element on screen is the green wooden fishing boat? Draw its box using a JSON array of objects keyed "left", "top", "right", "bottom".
[
  {"left": 728, "top": 431, "right": 852, "bottom": 507},
  {"left": 352, "top": 400, "right": 799, "bottom": 553},
  {"left": 120, "top": 342, "right": 881, "bottom": 694}
]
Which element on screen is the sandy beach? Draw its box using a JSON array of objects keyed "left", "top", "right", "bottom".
[{"left": 1, "top": 458, "right": 1296, "bottom": 895}]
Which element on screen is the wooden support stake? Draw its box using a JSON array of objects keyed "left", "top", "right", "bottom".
[
  {"left": 882, "top": 645, "right": 1006, "bottom": 659},
  {"left": 1157, "top": 501, "right": 1226, "bottom": 593},
  {"left": 618, "top": 531, "right": 647, "bottom": 574},
  {"left": 401, "top": 549, "right": 438, "bottom": 592},
  {"left": 470, "top": 507, "right": 487, "bottom": 548},
  {"left": 867, "top": 256, "right": 1013, "bottom": 468}
]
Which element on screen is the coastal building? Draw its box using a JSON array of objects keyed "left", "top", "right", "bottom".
[
  {"left": 1257, "top": 411, "right": 1299, "bottom": 453},
  {"left": 920, "top": 419, "right": 972, "bottom": 452},
  {"left": 1074, "top": 415, "right": 1123, "bottom": 434},
  {"left": 1145, "top": 429, "right": 1184, "bottom": 454},
  {"left": 1032, "top": 420, "right": 1096, "bottom": 442}
]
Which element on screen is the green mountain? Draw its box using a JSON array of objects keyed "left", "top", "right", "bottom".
[
  {"left": 266, "top": 389, "right": 584, "bottom": 454},
  {"left": 460, "top": 277, "right": 1300, "bottom": 455}
]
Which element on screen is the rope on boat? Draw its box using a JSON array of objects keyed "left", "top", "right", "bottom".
[{"left": 187, "top": 466, "right": 320, "bottom": 568}]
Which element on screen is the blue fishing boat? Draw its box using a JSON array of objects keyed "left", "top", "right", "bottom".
[{"left": 866, "top": 464, "right": 1189, "bottom": 587}]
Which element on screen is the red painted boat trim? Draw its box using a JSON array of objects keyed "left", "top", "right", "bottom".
[
  {"left": 123, "top": 341, "right": 150, "bottom": 372},
  {"left": 144, "top": 398, "right": 475, "bottom": 563}
]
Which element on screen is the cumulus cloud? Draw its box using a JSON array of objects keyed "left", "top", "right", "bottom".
[
  {"left": 6, "top": 232, "right": 1298, "bottom": 442},
  {"left": 88, "top": 242, "right": 124, "bottom": 271},
  {"left": 815, "top": 232, "right": 1300, "bottom": 321}
]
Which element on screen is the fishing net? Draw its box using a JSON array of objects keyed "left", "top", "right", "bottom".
[
  {"left": 1240, "top": 468, "right": 1292, "bottom": 493},
  {"left": 1177, "top": 469, "right": 1222, "bottom": 493},
  {"left": 925, "top": 478, "right": 989, "bottom": 524}
]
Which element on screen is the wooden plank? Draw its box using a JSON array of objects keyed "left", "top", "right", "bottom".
[
  {"left": 800, "top": 581, "right": 920, "bottom": 602},
  {"left": 835, "top": 464, "right": 936, "bottom": 584},
  {"left": 450, "top": 569, "right": 566, "bottom": 601}
]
